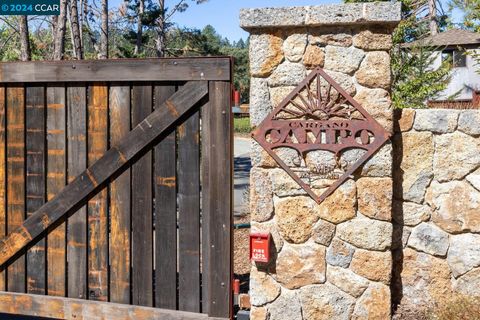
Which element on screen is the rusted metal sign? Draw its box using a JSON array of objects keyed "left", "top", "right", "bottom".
[{"left": 252, "top": 67, "right": 390, "bottom": 204}]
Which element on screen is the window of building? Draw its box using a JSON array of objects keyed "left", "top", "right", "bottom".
[
  {"left": 442, "top": 49, "right": 467, "bottom": 68},
  {"left": 453, "top": 50, "right": 467, "bottom": 67},
  {"left": 442, "top": 49, "right": 453, "bottom": 63}
]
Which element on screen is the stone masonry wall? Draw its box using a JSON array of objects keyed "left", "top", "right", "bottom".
[
  {"left": 241, "top": 4, "right": 401, "bottom": 320},
  {"left": 392, "top": 109, "right": 480, "bottom": 309}
]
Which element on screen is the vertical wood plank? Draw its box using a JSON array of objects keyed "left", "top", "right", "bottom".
[
  {"left": 131, "top": 84, "right": 153, "bottom": 307},
  {"left": 0, "top": 86, "right": 6, "bottom": 291},
  {"left": 200, "top": 93, "right": 211, "bottom": 316},
  {"left": 178, "top": 107, "right": 201, "bottom": 312},
  {"left": 26, "top": 85, "right": 46, "bottom": 295},
  {"left": 66, "top": 84, "right": 87, "bottom": 299},
  {"left": 87, "top": 83, "right": 109, "bottom": 301},
  {"left": 154, "top": 84, "right": 177, "bottom": 309},
  {"left": 6, "top": 85, "right": 26, "bottom": 293},
  {"left": 109, "top": 84, "right": 131, "bottom": 304},
  {"left": 201, "top": 81, "right": 232, "bottom": 317},
  {"left": 46, "top": 85, "right": 66, "bottom": 296},
  {"left": 0, "top": 81, "right": 208, "bottom": 273}
]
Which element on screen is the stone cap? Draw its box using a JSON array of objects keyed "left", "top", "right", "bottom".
[{"left": 240, "top": 2, "right": 401, "bottom": 30}]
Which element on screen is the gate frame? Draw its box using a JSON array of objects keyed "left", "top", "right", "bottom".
[{"left": 0, "top": 57, "right": 233, "bottom": 320}]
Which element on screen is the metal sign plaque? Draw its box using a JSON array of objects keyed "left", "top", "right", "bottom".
[{"left": 252, "top": 67, "right": 390, "bottom": 204}]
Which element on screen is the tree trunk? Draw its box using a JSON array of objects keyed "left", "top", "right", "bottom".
[
  {"left": 83, "top": 0, "right": 100, "bottom": 55},
  {"left": 50, "top": 16, "right": 57, "bottom": 60},
  {"left": 99, "top": 0, "right": 108, "bottom": 59},
  {"left": 134, "top": 0, "right": 144, "bottom": 56},
  {"left": 18, "top": 16, "right": 31, "bottom": 61},
  {"left": 429, "top": 0, "right": 438, "bottom": 36},
  {"left": 53, "top": 0, "right": 68, "bottom": 60},
  {"left": 155, "top": 0, "right": 165, "bottom": 57},
  {"left": 51, "top": 15, "right": 58, "bottom": 35},
  {"left": 80, "top": 0, "right": 86, "bottom": 48},
  {"left": 67, "top": 3, "right": 75, "bottom": 57},
  {"left": 70, "top": 0, "right": 83, "bottom": 59}
]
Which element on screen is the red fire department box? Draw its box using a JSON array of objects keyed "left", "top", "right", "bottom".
[{"left": 249, "top": 232, "right": 271, "bottom": 263}]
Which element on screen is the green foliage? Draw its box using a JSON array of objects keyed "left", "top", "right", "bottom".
[
  {"left": 0, "top": 16, "right": 56, "bottom": 61},
  {"left": 169, "top": 0, "right": 209, "bottom": 14},
  {"left": 220, "top": 44, "right": 249, "bottom": 103},
  {"left": 449, "top": 0, "right": 480, "bottom": 32},
  {"left": 118, "top": 0, "right": 210, "bottom": 57},
  {"left": 30, "top": 28, "right": 55, "bottom": 60},
  {"left": 0, "top": 14, "right": 250, "bottom": 97},
  {"left": 162, "top": 25, "right": 250, "bottom": 102},
  {"left": 0, "top": 17, "right": 22, "bottom": 61},
  {"left": 469, "top": 49, "right": 480, "bottom": 73},
  {"left": 392, "top": 46, "right": 451, "bottom": 108},
  {"left": 0, "top": 31, "right": 17, "bottom": 61},
  {"left": 345, "top": 0, "right": 452, "bottom": 108},
  {"left": 392, "top": 1, "right": 452, "bottom": 108},
  {"left": 0, "top": 0, "right": 251, "bottom": 100},
  {"left": 451, "top": 0, "right": 480, "bottom": 73},
  {"left": 233, "top": 117, "right": 251, "bottom": 134}
]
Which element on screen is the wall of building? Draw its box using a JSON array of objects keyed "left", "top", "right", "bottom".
[
  {"left": 393, "top": 108, "right": 480, "bottom": 309},
  {"left": 431, "top": 49, "right": 480, "bottom": 100},
  {"left": 241, "top": 3, "right": 401, "bottom": 319}
]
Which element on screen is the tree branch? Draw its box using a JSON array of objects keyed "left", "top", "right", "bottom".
[
  {"left": 165, "top": 0, "right": 186, "bottom": 21},
  {"left": 0, "top": 17, "right": 19, "bottom": 33}
]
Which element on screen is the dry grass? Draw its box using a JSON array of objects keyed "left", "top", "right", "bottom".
[
  {"left": 394, "top": 295, "right": 480, "bottom": 320},
  {"left": 428, "top": 295, "right": 480, "bottom": 320}
]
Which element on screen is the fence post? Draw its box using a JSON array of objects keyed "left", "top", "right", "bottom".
[{"left": 202, "top": 80, "right": 233, "bottom": 318}]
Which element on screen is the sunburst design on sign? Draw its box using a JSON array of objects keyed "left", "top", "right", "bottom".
[
  {"left": 272, "top": 75, "right": 364, "bottom": 121},
  {"left": 252, "top": 67, "right": 390, "bottom": 204}
]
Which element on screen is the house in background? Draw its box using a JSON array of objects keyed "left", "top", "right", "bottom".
[{"left": 405, "top": 29, "right": 480, "bottom": 108}]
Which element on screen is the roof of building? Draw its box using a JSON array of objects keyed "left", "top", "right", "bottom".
[{"left": 403, "top": 29, "right": 480, "bottom": 48}]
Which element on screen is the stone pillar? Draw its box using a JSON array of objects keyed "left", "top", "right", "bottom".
[{"left": 240, "top": 3, "right": 401, "bottom": 319}]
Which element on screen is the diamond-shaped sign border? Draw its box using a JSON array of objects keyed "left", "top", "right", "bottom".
[{"left": 251, "top": 67, "right": 391, "bottom": 204}]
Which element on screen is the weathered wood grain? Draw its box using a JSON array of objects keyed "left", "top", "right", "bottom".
[
  {"left": 109, "top": 84, "right": 131, "bottom": 304},
  {"left": 132, "top": 84, "right": 153, "bottom": 307},
  {"left": 6, "top": 85, "right": 26, "bottom": 293},
  {"left": 0, "top": 81, "right": 208, "bottom": 277},
  {"left": 0, "top": 291, "right": 229, "bottom": 320},
  {"left": 87, "top": 83, "right": 108, "bottom": 301},
  {"left": 0, "top": 86, "right": 6, "bottom": 291},
  {"left": 154, "top": 84, "right": 177, "bottom": 310},
  {"left": 46, "top": 85, "right": 67, "bottom": 296},
  {"left": 201, "top": 81, "right": 232, "bottom": 318},
  {"left": 200, "top": 91, "right": 211, "bottom": 316},
  {"left": 178, "top": 107, "right": 201, "bottom": 313},
  {"left": 66, "top": 84, "right": 87, "bottom": 299},
  {"left": 25, "top": 85, "right": 46, "bottom": 294},
  {"left": 0, "top": 58, "right": 233, "bottom": 319},
  {"left": 0, "top": 58, "right": 231, "bottom": 83}
]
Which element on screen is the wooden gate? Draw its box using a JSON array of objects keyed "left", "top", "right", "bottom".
[{"left": 0, "top": 58, "right": 232, "bottom": 319}]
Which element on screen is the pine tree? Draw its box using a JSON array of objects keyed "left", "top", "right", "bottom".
[
  {"left": 345, "top": 0, "right": 452, "bottom": 108},
  {"left": 450, "top": 0, "right": 480, "bottom": 32}
]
